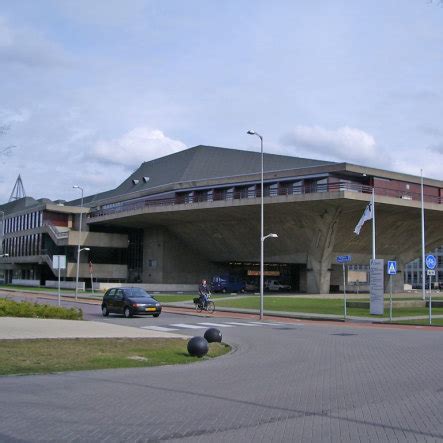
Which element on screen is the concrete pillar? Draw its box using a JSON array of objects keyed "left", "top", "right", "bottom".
[
  {"left": 142, "top": 227, "right": 165, "bottom": 283},
  {"left": 142, "top": 226, "right": 220, "bottom": 284},
  {"left": 306, "top": 208, "right": 341, "bottom": 294}
]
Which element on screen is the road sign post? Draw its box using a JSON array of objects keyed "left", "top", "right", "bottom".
[
  {"left": 336, "top": 256, "right": 351, "bottom": 320},
  {"left": 387, "top": 261, "right": 397, "bottom": 322},
  {"left": 53, "top": 255, "right": 66, "bottom": 306},
  {"left": 425, "top": 255, "right": 436, "bottom": 325}
]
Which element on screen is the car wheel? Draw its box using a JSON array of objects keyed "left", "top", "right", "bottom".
[
  {"left": 153, "top": 313, "right": 160, "bottom": 317},
  {"left": 102, "top": 305, "right": 109, "bottom": 317},
  {"left": 222, "top": 288, "right": 227, "bottom": 294},
  {"left": 124, "top": 307, "right": 132, "bottom": 318}
]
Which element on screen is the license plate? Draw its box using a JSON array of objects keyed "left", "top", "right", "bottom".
[{"left": 146, "top": 307, "right": 156, "bottom": 311}]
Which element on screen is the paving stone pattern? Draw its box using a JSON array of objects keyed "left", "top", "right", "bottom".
[{"left": 0, "top": 323, "right": 442, "bottom": 442}]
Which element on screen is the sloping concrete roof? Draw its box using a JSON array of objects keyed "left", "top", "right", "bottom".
[
  {"left": 0, "top": 197, "right": 43, "bottom": 215},
  {"left": 72, "top": 145, "right": 335, "bottom": 206}
]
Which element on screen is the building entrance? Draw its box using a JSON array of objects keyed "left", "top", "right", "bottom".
[{"left": 214, "top": 261, "right": 303, "bottom": 292}]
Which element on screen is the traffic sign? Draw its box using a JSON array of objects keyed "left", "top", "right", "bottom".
[
  {"left": 427, "top": 270, "right": 436, "bottom": 276},
  {"left": 336, "top": 255, "right": 352, "bottom": 264},
  {"left": 53, "top": 255, "right": 66, "bottom": 270},
  {"left": 387, "top": 261, "right": 397, "bottom": 275},
  {"left": 425, "top": 255, "right": 437, "bottom": 270}
]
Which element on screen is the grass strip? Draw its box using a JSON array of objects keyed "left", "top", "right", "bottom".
[
  {"left": 0, "top": 338, "right": 230, "bottom": 376},
  {"left": 0, "top": 298, "right": 82, "bottom": 320},
  {"left": 216, "top": 296, "right": 443, "bottom": 318}
]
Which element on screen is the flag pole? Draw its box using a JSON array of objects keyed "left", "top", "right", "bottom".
[
  {"left": 372, "top": 187, "right": 376, "bottom": 260},
  {"left": 421, "top": 169, "right": 425, "bottom": 301}
]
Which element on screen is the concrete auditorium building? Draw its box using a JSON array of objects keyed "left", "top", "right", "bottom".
[{"left": 0, "top": 145, "right": 442, "bottom": 293}]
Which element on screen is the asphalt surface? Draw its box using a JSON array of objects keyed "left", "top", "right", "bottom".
[{"left": 0, "top": 294, "right": 442, "bottom": 442}]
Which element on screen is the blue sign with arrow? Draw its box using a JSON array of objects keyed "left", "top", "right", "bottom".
[{"left": 425, "top": 255, "right": 437, "bottom": 270}]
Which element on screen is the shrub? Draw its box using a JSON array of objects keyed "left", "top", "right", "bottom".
[{"left": 0, "top": 299, "right": 82, "bottom": 320}]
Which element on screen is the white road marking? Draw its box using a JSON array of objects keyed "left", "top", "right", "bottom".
[
  {"left": 141, "top": 326, "right": 179, "bottom": 332},
  {"left": 247, "top": 321, "right": 285, "bottom": 326},
  {"left": 170, "top": 323, "right": 207, "bottom": 329},
  {"left": 225, "top": 322, "right": 260, "bottom": 326},
  {"left": 198, "top": 322, "right": 234, "bottom": 328}
]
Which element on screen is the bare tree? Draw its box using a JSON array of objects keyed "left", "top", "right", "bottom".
[{"left": 0, "top": 125, "right": 15, "bottom": 157}]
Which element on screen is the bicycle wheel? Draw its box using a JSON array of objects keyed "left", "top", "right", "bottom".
[
  {"left": 195, "top": 303, "right": 203, "bottom": 313},
  {"left": 206, "top": 301, "right": 215, "bottom": 313}
]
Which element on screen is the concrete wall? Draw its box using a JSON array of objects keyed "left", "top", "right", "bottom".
[
  {"left": 142, "top": 227, "right": 222, "bottom": 284},
  {"left": 45, "top": 280, "right": 85, "bottom": 290},
  {"left": 93, "top": 282, "right": 198, "bottom": 292},
  {"left": 66, "top": 263, "right": 127, "bottom": 279},
  {"left": 12, "top": 279, "right": 40, "bottom": 286},
  {"left": 67, "top": 231, "right": 128, "bottom": 248}
]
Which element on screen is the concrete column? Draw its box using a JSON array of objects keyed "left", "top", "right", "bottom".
[
  {"left": 142, "top": 226, "right": 220, "bottom": 284},
  {"left": 306, "top": 208, "right": 341, "bottom": 294},
  {"left": 142, "top": 228, "right": 165, "bottom": 283}
]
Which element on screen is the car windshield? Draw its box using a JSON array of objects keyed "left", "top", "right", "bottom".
[{"left": 124, "top": 288, "right": 154, "bottom": 299}]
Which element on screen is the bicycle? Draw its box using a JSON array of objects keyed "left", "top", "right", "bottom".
[{"left": 193, "top": 296, "right": 215, "bottom": 313}]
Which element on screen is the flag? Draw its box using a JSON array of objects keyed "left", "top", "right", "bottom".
[{"left": 354, "top": 203, "right": 373, "bottom": 235}]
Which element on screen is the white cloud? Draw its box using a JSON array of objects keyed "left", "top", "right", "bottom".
[
  {"left": 89, "top": 127, "right": 187, "bottom": 169},
  {"left": 0, "top": 16, "right": 72, "bottom": 68},
  {"left": 281, "top": 125, "right": 378, "bottom": 164},
  {"left": 428, "top": 142, "right": 443, "bottom": 155}
]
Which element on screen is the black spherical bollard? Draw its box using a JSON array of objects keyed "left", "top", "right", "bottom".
[
  {"left": 187, "top": 336, "right": 209, "bottom": 357},
  {"left": 204, "top": 328, "right": 222, "bottom": 343}
]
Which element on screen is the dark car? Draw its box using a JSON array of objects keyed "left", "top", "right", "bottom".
[{"left": 101, "top": 287, "right": 162, "bottom": 318}]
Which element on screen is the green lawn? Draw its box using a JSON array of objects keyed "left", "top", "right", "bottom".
[
  {"left": 216, "top": 296, "right": 443, "bottom": 318},
  {"left": 0, "top": 338, "right": 231, "bottom": 376},
  {"left": 153, "top": 294, "right": 227, "bottom": 303}
]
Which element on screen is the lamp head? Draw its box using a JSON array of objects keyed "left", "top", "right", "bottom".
[
  {"left": 84, "top": 247, "right": 90, "bottom": 251},
  {"left": 270, "top": 233, "right": 278, "bottom": 238},
  {"left": 247, "top": 130, "right": 255, "bottom": 135},
  {"left": 73, "top": 185, "right": 79, "bottom": 189}
]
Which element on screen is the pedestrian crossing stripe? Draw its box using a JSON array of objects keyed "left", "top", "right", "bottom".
[
  {"left": 170, "top": 323, "right": 206, "bottom": 329},
  {"left": 140, "top": 320, "right": 298, "bottom": 332},
  {"left": 140, "top": 326, "right": 179, "bottom": 332},
  {"left": 197, "top": 322, "right": 234, "bottom": 328},
  {"left": 225, "top": 322, "right": 260, "bottom": 326}
]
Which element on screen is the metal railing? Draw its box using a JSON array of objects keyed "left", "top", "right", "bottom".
[
  {"left": 89, "top": 181, "right": 442, "bottom": 219},
  {"left": 44, "top": 222, "right": 69, "bottom": 239}
]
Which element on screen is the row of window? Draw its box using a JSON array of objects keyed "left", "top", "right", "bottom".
[
  {"left": 3, "top": 211, "right": 43, "bottom": 234},
  {"left": 3, "top": 234, "right": 42, "bottom": 257}
]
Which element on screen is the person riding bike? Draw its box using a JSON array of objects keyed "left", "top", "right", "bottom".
[{"left": 198, "top": 279, "right": 211, "bottom": 308}]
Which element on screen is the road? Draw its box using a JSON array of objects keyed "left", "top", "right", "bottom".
[{"left": 0, "top": 294, "right": 442, "bottom": 442}]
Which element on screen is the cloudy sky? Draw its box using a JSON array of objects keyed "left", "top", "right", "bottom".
[{"left": 0, "top": 0, "right": 442, "bottom": 202}]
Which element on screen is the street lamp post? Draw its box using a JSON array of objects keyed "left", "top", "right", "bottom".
[
  {"left": 73, "top": 185, "right": 84, "bottom": 300},
  {"left": 247, "top": 130, "right": 278, "bottom": 320}
]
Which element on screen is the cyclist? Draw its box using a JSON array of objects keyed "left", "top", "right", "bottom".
[{"left": 198, "top": 279, "right": 211, "bottom": 308}]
